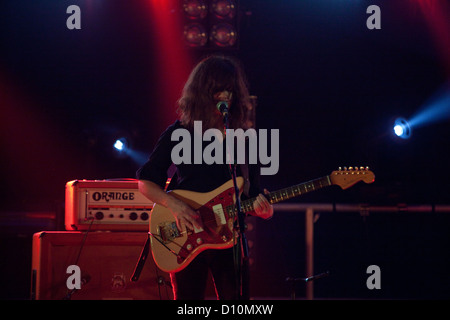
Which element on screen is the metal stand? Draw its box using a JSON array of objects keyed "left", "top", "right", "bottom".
[
  {"left": 277, "top": 202, "right": 449, "bottom": 299},
  {"left": 130, "top": 232, "right": 151, "bottom": 282},
  {"left": 286, "top": 271, "right": 330, "bottom": 300},
  {"left": 223, "top": 112, "right": 249, "bottom": 300}
]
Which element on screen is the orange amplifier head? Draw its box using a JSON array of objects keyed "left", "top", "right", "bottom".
[{"left": 65, "top": 179, "right": 154, "bottom": 231}]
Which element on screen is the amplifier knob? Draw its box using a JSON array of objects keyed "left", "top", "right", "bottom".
[
  {"left": 129, "top": 212, "right": 138, "bottom": 221},
  {"left": 140, "top": 212, "right": 149, "bottom": 221},
  {"left": 95, "top": 211, "right": 104, "bottom": 220}
]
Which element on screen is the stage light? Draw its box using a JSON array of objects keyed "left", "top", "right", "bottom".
[
  {"left": 114, "top": 138, "right": 128, "bottom": 152},
  {"left": 184, "top": 23, "right": 208, "bottom": 47},
  {"left": 211, "top": 0, "right": 236, "bottom": 20},
  {"left": 112, "top": 135, "right": 147, "bottom": 165},
  {"left": 181, "top": 0, "right": 239, "bottom": 49},
  {"left": 393, "top": 118, "right": 411, "bottom": 139},
  {"left": 114, "top": 139, "right": 124, "bottom": 151},
  {"left": 393, "top": 124, "right": 404, "bottom": 137},
  {"left": 210, "top": 23, "right": 237, "bottom": 47},
  {"left": 183, "top": 0, "right": 208, "bottom": 20},
  {"left": 389, "top": 83, "right": 450, "bottom": 142}
]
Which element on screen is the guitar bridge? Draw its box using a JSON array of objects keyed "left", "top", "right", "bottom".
[{"left": 158, "top": 222, "right": 181, "bottom": 243}]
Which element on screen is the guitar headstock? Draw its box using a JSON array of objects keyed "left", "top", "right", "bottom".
[{"left": 330, "top": 166, "right": 375, "bottom": 190}]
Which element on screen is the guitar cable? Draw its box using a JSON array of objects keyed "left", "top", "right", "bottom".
[
  {"left": 63, "top": 217, "right": 95, "bottom": 300},
  {"left": 148, "top": 232, "right": 182, "bottom": 258}
]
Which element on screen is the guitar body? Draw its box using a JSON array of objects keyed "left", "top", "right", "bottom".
[
  {"left": 149, "top": 166, "right": 375, "bottom": 273},
  {"left": 150, "top": 177, "right": 244, "bottom": 273}
]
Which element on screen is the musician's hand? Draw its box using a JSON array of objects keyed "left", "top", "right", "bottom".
[
  {"left": 167, "top": 196, "right": 203, "bottom": 231},
  {"left": 253, "top": 189, "right": 274, "bottom": 220}
]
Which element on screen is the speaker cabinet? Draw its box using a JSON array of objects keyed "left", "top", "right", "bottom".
[{"left": 31, "top": 231, "right": 173, "bottom": 300}]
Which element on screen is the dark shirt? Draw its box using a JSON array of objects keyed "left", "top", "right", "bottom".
[{"left": 136, "top": 120, "right": 261, "bottom": 199}]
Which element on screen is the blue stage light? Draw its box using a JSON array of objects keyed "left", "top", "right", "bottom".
[
  {"left": 114, "top": 138, "right": 128, "bottom": 152},
  {"left": 393, "top": 118, "right": 411, "bottom": 139},
  {"left": 408, "top": 84, "right": 450, "bottom": 129}
]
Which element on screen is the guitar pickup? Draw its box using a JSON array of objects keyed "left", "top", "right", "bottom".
[{"left": 212, "top": 204, "right": 226, "bottom": 226}]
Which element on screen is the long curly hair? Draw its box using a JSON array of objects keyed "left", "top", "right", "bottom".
[{"left": 177, "top": 55, "right": 251, "bottom": 131}]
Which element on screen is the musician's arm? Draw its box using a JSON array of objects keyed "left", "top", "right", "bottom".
[
  {"left": 138, "top": 179, "right": 173, "bottom": 208},
  {"left": 138, "top": 179, "right": 202, "bottom": 230}
]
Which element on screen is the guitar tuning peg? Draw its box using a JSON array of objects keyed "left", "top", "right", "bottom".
[
  {"left": 338, "top": 167, "right": 342, "bottom": 171},
  {"left": 349, "top": 166, "right": 353, "bottom": 170},
  {"left": 365, "top": 166, "right": 370, "bottom": 170},
  {"left": 343, "top": 166, "right": 347, "bottom": 171},
  {"left": 360, "top": 166, "right": 365, "bottom": 170}
]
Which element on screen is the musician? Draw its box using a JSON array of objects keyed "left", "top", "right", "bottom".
[{"left": 137, "top": 55, "right": 273, "bottom": 300}]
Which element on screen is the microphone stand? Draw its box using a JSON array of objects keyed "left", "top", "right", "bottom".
[{"left": 223, "top": 112, "right": 249, "bottom": 300}]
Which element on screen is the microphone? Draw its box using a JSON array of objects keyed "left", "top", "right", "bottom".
[{"left": 216, "top": 101, "right": 229, "bottom": 117}]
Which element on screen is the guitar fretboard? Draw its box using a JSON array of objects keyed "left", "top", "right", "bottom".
[{"left": 229, "top": 175, "right": 333, "bottom": 215}]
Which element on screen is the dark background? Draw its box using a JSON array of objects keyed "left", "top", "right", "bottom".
[{"left": 1, "top": 0, "right": 449, "bottom": 300}]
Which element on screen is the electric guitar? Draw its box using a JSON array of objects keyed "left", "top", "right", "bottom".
[{"left": 149, "top": 167, "right": 375, "bottom": 273}]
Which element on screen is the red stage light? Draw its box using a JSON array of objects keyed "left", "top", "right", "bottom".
[
  {"left": 211, "top": 0, "right": 236, "bottom": 20},
  {"left": 181, "top": 0, "right": 239, "bottom": 49},
  {"left": 146, "top": 0, "right": 194, "bottom": 130},
  {"left": 183, "top": 0, "right": 208, "bottom": 20},
  {"left": 184, "top": 23, "right": 208, "bottom": 47},
  {"left": 414, "top": 0, "right": 450, "bottom": 74},
  {"left": 210, "top": 23, "right": 237, "bottom": 47}
]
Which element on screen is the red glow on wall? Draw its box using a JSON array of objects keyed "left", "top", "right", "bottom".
[
  {"left": 145, "top": 0, "right": 194, "bottom": 132},
  {"left": 415, "top": 0, "right": 450, "bottom": 75},
  {"left": 0, "top": 71, "right": 70, "bottom": 205}
]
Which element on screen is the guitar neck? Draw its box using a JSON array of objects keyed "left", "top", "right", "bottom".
[{"left": 240, "top": 175, "right": 332, "bottom": 213}]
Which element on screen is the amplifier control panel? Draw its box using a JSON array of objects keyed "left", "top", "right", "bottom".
[{"left": 65, "top": 179, "right": 154, "bottom": 231}]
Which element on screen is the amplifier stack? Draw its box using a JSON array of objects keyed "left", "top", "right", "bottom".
[{"left": 30, "top": 179, "right": 173, "bottom": 300}]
